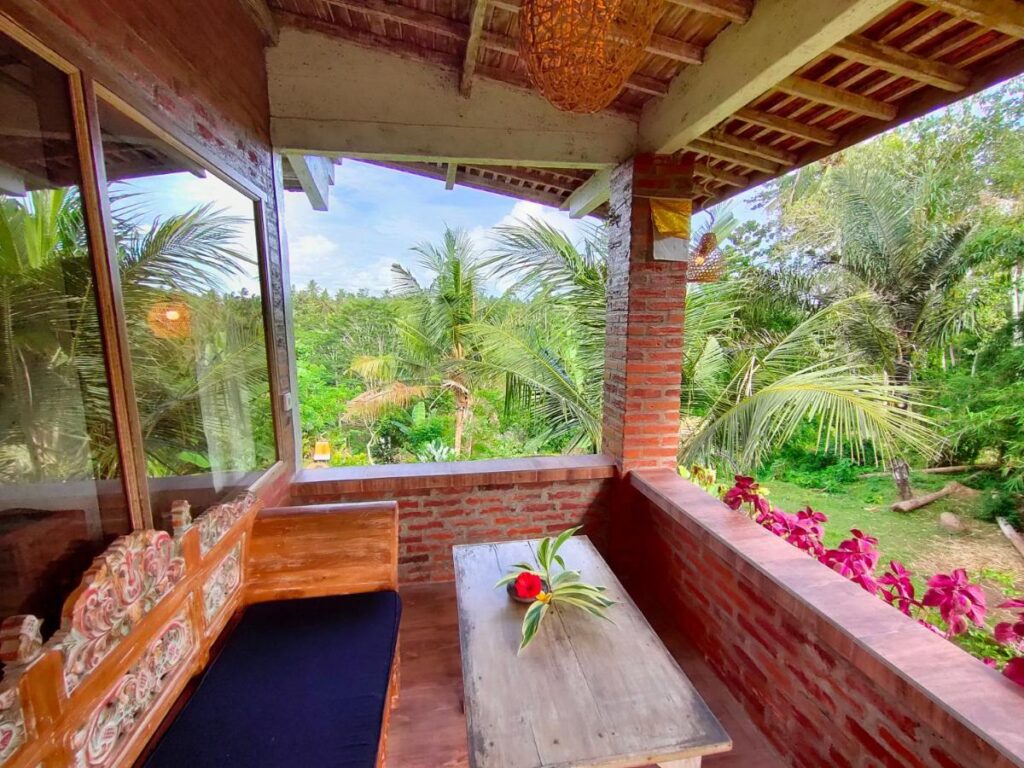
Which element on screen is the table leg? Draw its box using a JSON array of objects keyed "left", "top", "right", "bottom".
[{"left": 658, "top": 759, "right": 701, "bottom": 768}]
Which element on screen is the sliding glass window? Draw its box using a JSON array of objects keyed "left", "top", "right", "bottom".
[
  {"left": 0, "top": 35, "right": 131, "bottom": 637},
  {"left": 96, "top": 101, "right": 276, "bottom": 531}
]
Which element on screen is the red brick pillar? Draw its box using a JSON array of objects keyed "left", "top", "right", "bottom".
[{"left": 601, "top": 155, "right": 691, "bottom": 474}]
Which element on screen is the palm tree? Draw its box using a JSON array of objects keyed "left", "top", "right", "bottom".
[
  {"left": 0, "top": 187, "right": 269, "bottom": 482},
  {"left": 470, "top": 217, "right": 607, "bottom": 451},
  {"left": 477, "top": 216, "right": 939, "bottom": 471},
  {"left": 348, "top": 228, "right": 500, "bottom": 457},
  {"left": 777, "top": 163, "right": 983, "bottom": 495}
]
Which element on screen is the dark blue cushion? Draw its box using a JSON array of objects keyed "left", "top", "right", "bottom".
[{"left": 145, "top": 591, "right": 401, "bottom": 768}]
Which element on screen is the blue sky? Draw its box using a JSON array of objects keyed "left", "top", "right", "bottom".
[
  {"left": 282, "top": 160, "right": 763, "bottom": 295},
  {"left": 116, "top": 158, "right": 762, "bottom": 298}
]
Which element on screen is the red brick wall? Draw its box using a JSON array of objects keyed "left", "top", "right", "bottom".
[
  {"left": 602, "top": 158, "right": 688, "bottom": 473},
  {"left": 291, "top": 457, "right": 616, "bottom": 583},
  {"left": 621, "top": 470, "right": 1024, "bottom": 768}
]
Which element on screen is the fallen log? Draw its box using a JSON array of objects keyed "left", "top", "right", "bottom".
[
  {"left": 997, "top": 517, "right": 1024, "bottom": 561},
  {"left": 891, "top": 482, "right": 955, "bottom": 513},
  {"left": 863, "top": 463, "right": 999, "bottom": 478}
]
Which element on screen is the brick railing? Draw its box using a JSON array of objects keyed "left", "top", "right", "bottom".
[
  {"left": 623, "top": 469, "right": 1024, "bottom": 768},
  {"left": 290, "top": 456, "right": 617, "bottom": 582}
]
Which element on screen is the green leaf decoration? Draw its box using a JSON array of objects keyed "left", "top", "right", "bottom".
[
  {"left": 495, "top": 526, "right": 616, "bottom": 653},
  {"left": 519, "top": 600, "right": 549, "bottom": 653}
]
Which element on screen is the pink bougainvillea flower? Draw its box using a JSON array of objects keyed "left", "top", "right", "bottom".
[
  {"left": 723, "top": 475, "right": 763, "bottom": 511},
  {"left": 921, "top": 569, "right": 987, "bottom": 637},
  {"left": 1004, "top": 658, "right": 1024, "bottom": 688},
  {"left": 999, "top": 597, "right": 1024, "bottom": 611},
  {"left": 878, "top": 560, "right": 916, "bottom": 616},
  {"left": 819, "top": 529, "right": 880, "bottom": 594}
]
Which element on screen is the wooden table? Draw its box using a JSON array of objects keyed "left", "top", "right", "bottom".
[{"left": 453, "top": 537, "right": 731, "bottom": 768}]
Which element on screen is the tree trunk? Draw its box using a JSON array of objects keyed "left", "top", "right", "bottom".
[
  {"left": 889, "top": 352, "right": 915, "bottom": 500},
  {"left": 1013, "top": 261, "right": 1022, "bottom": 347},
  {"left": 890, "top": 457, "right": 913, "bottom": 501},
  {"left": 453, "top": 391, "right": 470, "bottom": 457}
]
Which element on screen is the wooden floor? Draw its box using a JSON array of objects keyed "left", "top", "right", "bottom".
[{"left": 386, "top": 583, "right": 785, "bottom": 768}]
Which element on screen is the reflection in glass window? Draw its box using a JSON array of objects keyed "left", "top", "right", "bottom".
[
  {"left": 0, "top": 35, "right": 131, "bottom": 640},
  {"left": 97, "top": 102, "right": 276, "bottom": 529}
]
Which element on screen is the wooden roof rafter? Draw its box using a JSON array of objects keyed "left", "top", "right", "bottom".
[{"left": 269, "top": 0, "right": 1024, "bottom": 218}]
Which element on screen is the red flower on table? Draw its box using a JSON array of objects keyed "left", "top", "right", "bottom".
[{"left": 514, "top": 572, "right": 543, "bottom": 600}]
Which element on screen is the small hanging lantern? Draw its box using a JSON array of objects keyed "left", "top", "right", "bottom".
[
  {"left": 146, "top": 300, "right": 192, "bottom": 339},
  {"left": 687, "top": 206, "right": 726, "bottom": 283},
  {"left": 519, "top": 0, "right": 665, "bottom": 113}
]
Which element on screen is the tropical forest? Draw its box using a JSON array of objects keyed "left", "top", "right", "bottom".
[{"left": 293, "top": 81, "right": 1024, "bottom": 672}]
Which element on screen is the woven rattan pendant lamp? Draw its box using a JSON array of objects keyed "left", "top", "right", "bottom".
[{"left": 519, "top": 0, "right": 665, "bottom": 113}]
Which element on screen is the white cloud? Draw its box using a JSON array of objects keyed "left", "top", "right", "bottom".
[{"left": 282, "top": 161, "right": 602, "bottom": 296}]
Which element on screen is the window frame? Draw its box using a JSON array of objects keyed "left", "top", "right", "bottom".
[{"left": 0, "top": 14, "right": 285, "bottom": 530}]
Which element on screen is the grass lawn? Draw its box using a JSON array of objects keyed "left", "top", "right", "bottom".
[{"left": 764, "top": 471, "right": 1024, "bottom": 594}]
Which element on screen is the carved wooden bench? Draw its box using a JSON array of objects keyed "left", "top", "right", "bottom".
[{"left": 0, "top": 489, "right": 401, "bottom": 768}]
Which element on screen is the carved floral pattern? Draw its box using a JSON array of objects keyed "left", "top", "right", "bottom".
[
  {"left": 59, "top": 531, "right": 185, "bottom": 694},
  {"left": 0, "top": 687, "right": 25, "bottom": 766},
  {"left": 203, "top": 541, "right": 243, "bottom": 622},
  {"left": 70, "top": 613, "right": 194, "bottom": 768},
  {"left": 196, "top": 492, "right": 255, "bottom": 556}
]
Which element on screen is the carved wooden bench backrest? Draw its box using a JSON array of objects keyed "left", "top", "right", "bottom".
[{"left": 0, "top": 492, "right": 259, "bottom": 768}]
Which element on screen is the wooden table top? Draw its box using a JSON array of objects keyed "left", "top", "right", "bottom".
[{"left": 453, "top": 537, "right": 731, "bottom": 768}]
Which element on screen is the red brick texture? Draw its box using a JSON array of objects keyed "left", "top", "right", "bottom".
[
  {"left": 291, "top": 457, "right": 616, "bottom": 583},
  {"left": 619, "top": 469, "right": 1024, "bottom": 768},
  {"left": 601, "top": 158, "right": 689, "bottom": 473}
]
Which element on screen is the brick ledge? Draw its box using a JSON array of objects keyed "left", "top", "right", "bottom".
[
  {"left": 631, "top": 468, "right": 1024, "bottom": 768},
  {"left": 292, "top": 455, "right": 617, "bottom": 495}
]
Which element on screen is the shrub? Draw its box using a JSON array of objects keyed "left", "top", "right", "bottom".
[{"left": 720, "top": 474, "right": 1024, "bottom": 688}]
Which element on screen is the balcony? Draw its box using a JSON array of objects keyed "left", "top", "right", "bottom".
[
  {"left": 2, "top": 1, "right": 1024, "bottom": 767},
  {"left": 292, "top": 456, "right": 1024, "bottom": 768}
]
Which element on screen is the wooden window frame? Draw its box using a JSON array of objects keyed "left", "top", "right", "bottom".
[{"left": 0, "top": 14, "right": 287, "bottom": 530}]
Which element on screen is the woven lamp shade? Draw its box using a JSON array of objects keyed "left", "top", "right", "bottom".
[
  {"left": 519, "top": 0, "right": 665, "bottom": 113},
  {"left": 688, "top": 230, "right": 725, "bottom": 283}
]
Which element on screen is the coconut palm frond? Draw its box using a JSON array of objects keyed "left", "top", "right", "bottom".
[
  {"left": 461, "top": 322, "right": 601, "bottom": 449},
  {"left": 683, "top": 361, "right": 939, "bottom": 472},
  {"left": 346, "top": 382, "right": 430, "bottom": 419}
]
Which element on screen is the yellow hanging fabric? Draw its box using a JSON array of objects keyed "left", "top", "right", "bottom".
[{"left": 650, "top": 198, "right": 692, "bottom": 239}]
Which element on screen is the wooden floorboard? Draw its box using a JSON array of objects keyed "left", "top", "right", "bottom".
[{"left": 386, "top": 582, "right": 785, "bottom": 768}]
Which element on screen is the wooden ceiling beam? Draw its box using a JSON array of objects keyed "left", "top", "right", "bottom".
[
  {"left": 462, "top": 0, "right": 490, "bottom": 95},
  {"left": 693, "top": 160, "right": 749, "bottom": 187},
  {"left": 687, "top": 137, "right": 781, "bottom": 174},
  {"left": 641, "top": 0, "right": 897, "bottom": 154},
  {"left": 269, "top": 25, "right": 637, "bottom": 167},
  {"left": 562, "top": 168, "right": 612, "bottom": 218},
  {"left": 921, "top": 0, "right": 1024, "bottom": 39},
  {"left": 832, "top": 35, "right": 971, "bottom": 91},
  {"left": 321, "top": 0, "right": 464, "bottom": 39},
  {"left": 776, "top": 75, "right": 898, "bottom": 121},
  {"left": 238, "top": 0, "right": 279, "bottom": 44},
  {"left": 666, "top": 0, "right": 753, "bottom": 23},
  {"left": 732, "top": 107, "right": 839, "bottom": 145},
  {"left": 703, "top": 128, "right": 799, "bottom": 165}
]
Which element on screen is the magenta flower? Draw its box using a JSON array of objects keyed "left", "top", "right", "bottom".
[
  {"left": 921, "top": 569, "right": 987, "bottom": 637},
  {"left": 994, "top": 597, "right": 1024, "bottom": 652},
  {"left": 819, "top": 530, "right": 880, "bottom": 593},
  {"left": 878, "top": 560, "right": 916, "bottom": 616},
  {"left": 1004, "top": 658, "right": 1024, "bottom": 688},
  {"left": 723, "top": 475, "right": 762, "bottom": 511}
]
